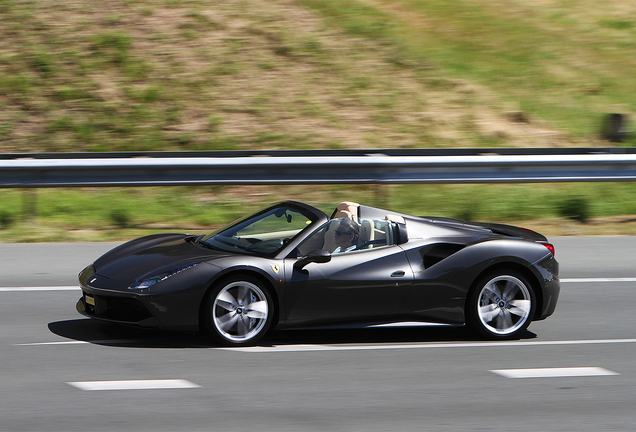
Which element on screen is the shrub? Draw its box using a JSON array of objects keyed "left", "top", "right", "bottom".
[
  {"left": 558, "top": 196, "right": 590, "bottom": 223},
  {"left": 110, "top": 209, "right": 131, "bottom": 228},
  {"left": 0, "top": 211, "right": 13, "bottom": 229}
]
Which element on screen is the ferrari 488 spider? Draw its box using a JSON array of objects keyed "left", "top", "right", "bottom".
[{"left": 77, "top": 201, "right": 559, "bottom": 346}]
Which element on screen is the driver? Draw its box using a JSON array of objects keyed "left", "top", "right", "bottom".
[{"left": 332, "top": 218, "right": 359, "bottom": 254}]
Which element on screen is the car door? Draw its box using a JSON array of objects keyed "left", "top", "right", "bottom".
[{"left": 283, "top": 245, "right": 413, "bottom": 326}]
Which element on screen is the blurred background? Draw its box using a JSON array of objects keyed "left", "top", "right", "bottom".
[{"left": 2, "top": 0, "right": 636, "bottom": 242}]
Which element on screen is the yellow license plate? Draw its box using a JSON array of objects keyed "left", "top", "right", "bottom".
[{"left": 85, "top": 294, "right": 95, "bottom": 306}]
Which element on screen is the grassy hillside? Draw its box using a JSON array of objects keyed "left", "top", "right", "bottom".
[
  {"left": 4, "top": 0, "right": 633, "bottom": 153},
  {"left": 302, "top": 0, "right": 636, "bottom": 141},
  {"left": 1, "top": 0, "right": 636, "bottom": 241}
]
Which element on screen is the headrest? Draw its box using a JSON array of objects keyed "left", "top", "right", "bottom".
[
  {"left": 385, "top": 214, "right": 405, "bottom": 224},
  {"left": 333, "top": 202, "right": 360, "bottom": 219}
]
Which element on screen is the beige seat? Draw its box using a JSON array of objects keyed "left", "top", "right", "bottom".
[{"left": 357, "top": 219, "right": 375, "bottom": 249}]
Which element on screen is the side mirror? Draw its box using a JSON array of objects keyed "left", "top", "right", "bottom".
[{"left": 294, "top": 249, "right": 331, "bottom": 270}]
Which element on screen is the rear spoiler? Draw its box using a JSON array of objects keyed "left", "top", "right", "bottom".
[{"left": 469, "top": 222, "right": 547, "bottom": 242}]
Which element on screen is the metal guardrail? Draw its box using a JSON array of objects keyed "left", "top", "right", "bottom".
[
  {"left": 2, "top": 147, "right": 636, "bottom": 159},
  {"left": 2, "top": 148, "right": 636, "bottom": 187}
]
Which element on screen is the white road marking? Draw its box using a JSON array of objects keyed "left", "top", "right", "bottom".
[
  {"left": 67, "top": 379, "right": 201, "bottom": 391},
  {"left": 220, "top": 338, "right": 636, "bottom": 353},
  {"left": 300, "top": 321, "right": 457, "bottom": 330},
  {"left": 0, "top": 286, "right": 79, "bottom": 292},
  {"left": 17, "top": 337, "right": 636, "bottom": 350},
  {"left": 561, "top": 278, "right": 636, "bottom": 283},
  {"left": 490, "top": 367, "right": 620, "bottom": 379},
  {"left": 16, "top": 340, "right": 135, "bottom": 346},
  {"left": 368, "top": 321, "right": 454, "bottom": 328},
  {"left": 17, "top": 341, "right": 91, "bottom": 346}
]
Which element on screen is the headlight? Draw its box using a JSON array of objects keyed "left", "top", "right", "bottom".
[{"left": 129, "top": 263, "right": 200, "bottom": 290}]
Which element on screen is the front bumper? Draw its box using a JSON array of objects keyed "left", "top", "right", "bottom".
[
  {"left": 76, "top": 291, "right": 160, "bottom": 327},
  {"left": 77, "top": 264, "right": 209, "bottom": 331}
]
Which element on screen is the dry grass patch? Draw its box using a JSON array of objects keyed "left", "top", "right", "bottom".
[{"left": 1, "top": 0, "right": 595, "bottom": 154}]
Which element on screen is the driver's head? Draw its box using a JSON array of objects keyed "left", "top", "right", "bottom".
[{"left": 334, "top": 218, "right": 359, "bottom": 248}]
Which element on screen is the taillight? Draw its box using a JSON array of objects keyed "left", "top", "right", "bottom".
[{"left": 539, "top": 242, "right": 555, "bottom": 257}]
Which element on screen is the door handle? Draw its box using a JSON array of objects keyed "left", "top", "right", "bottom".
[{"left": 391, "top": 271, "right": 405, "bottom": 278}]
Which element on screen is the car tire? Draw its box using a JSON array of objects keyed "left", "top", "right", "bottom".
[
  {"left": 204, "top": 276, "right": 274, "bottom": 347},
  {"left": 466, "top": 270, "right": 535, "bottom": 340}
]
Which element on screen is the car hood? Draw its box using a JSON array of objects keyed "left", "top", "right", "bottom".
[{"left": 91, "top": 233, "right": 231, "bottom": 282}]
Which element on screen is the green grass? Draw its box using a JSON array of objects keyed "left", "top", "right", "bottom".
[
  {"left": 0, "top": 187, "right": 249, "bottom": 242},
  {"left": 2, "top": 183, "right": 636, "bottom": 242},
  {"left": 392, "top": 183, "right": 636, "bottom": 221},
  {"left": 300, "top": 0, "right": 636, "bottom": 141}
]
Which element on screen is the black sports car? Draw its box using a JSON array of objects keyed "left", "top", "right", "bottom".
[{"left": 77, "top": 201, "right": 559, "bottom": 346}]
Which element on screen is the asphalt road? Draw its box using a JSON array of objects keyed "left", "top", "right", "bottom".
[{"left": 1, "top": 237, "right": 635, "bottom": 431}]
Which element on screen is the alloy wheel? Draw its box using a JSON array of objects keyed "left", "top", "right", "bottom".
[
  {"left": 212, "top": 281, "right": 269, "bottom": 343},
  {"left": 476, "top": 275, "right": 532, "bottom": 336}
]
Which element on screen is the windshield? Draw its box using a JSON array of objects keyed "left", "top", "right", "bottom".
[{"left": 200, "top": 204, "right": 320, "bottom": 256}]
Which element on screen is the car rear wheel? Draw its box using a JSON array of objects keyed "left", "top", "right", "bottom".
[
  {"left": 467, "top": 270, "right": 535, "bottom": 340},
  {"left": 205, "top": 276, "right": 273, "bottom": 346}
]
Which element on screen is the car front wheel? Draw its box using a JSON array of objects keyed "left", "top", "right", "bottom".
[
  {"left": 467, "top": 270, "right": 535, "bottom": 340},
  {"left": 205, "top": 276, "right": 273, "bottom": 346}
]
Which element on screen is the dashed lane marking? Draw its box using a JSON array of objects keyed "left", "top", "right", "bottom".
[
  {"left": 490, "top": 367, "right": 620, "bottom": 379},
  {"left": 67, "top": 379, "right": 201, "bottom": 391}
]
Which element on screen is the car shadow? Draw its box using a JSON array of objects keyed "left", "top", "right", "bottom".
[
  {"left": 267, "top": 324, "right": 537, "bottom": 346},
  {"left": 48, "top": 319, "right": 211, "bottom": 349},
  {"left": 48, "top": 319, "right": 537, "bottom": 349}
]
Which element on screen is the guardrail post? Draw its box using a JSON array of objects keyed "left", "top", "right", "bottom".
[
  {"left": 603, "top": 113, "right": 629, "bottom": 143},
  {"left": 374, "top": 184, "right": 392, "bottom": 209},
  {"left": 23, "top": 189, "right": 37, "bottom": 221}
]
